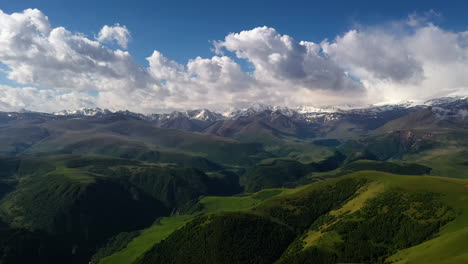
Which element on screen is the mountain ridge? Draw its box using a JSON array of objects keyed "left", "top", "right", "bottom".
[
  {"left": 47, "top": 96, "right": 467, "bottom": 121},
  {"left": 3, "top": 96, "right": 463, "bottom": 141}
]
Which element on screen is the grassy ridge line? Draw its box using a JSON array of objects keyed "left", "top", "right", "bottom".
[
  {"left": 331, "top": 171, "right": 468, "bottom": 264},
  {"left": 97, "top": 189, "right": 286, "bottom": 264},
  {"left": 309, "top": 160, "right": 432, "bottom": 180},
  {"left": 199, "top": 189, "right": 284, "bottom": 213},
  {"left": 301, "top": 181, "right": 386, "bottom": 251},
  {"left": 388, "top": 227, "right": 468, "bottom": 264},
  {"left": 98, "top": 216, "right": 192, "bottom": 264},
  {"left": 99, "top": 171, "right": 468, "bottom": 264},
  {"left": 135, "top": 175, "right": 367, "bottom": 264},
  {"left": 0, "top": 154, "right": 244, "bottom": 263},
  {"left": 384, "top": 174, "right": 468, "bottom": 263},
  {"left": 413, "top": 149, "right": 468, "bottom": 178},
  {"left": 23, "top": 118, "right": 269, "bottom": 166},
  {"left": 275, "top": 171, "right": 468, "bottom": 263}
]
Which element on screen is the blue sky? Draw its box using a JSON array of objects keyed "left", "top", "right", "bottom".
[
  {"left": 2, "top": 0, "right": 466, "bottom": 65},
  {"left": 0, "top": 0, "right": 467, "bottom": 113}
]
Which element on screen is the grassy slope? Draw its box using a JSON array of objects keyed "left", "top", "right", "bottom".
[
  {"left": 99, "top": 171, "right": 468, "bottom": 264},
  {"left": 235, "top": 130, "right": 335, "bottom": 164},
  {"left": 199, "top": 189, "right": 284, "bottom": 213},
  {"left": 97, "top": 189, "right": 286, "bottom": 264},
  {"left": 392, "top": 129, "right": 468, "bottom": 179},
  {"left": 340, "top": 124, "right": 468, "bottom": 179},
  {"left": 294, "top": 171, "right": 468, "bottom": 264},
  {"left": 23, "top": 117, "right": 268, "bottom": 167},
  {"left": 309, "top": 159, "right": 432, "bottom": 180},
  {"left": 134, "top": 174, "right": 367, "bottom": 264},
  {"left": 386, "top": 175, "right": 468, "bottom": 264},
  {"left": 98, "top": 215, "right": 193, "bottom": 264},
  {"left": 408, "top": 148, "right": 468, "bottom": 178},
  {"left": 388, "top": 227, "right": 468, "bottom": 264},
  {"left": 0, "top": 157, "right": 171, "bottom": 263},
  {"left": 241, "top": 152, "right": 346, "bottom": 192},
  {"left": 0, "top": 155, "right": 245, "bottom": 263}
]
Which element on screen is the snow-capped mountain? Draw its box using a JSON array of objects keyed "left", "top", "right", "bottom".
[
  {"left": 424, "top": 96, "right": 468, "bottom": 106},
  {"left": 225, "top": 103, "right": 274, "bottom": 118},
  {"left": 427, "top": 97, "right": 468, "bottom": 120},
  {"left": 150, "top": 109, "right": 225, "bottom": 122},
  {"left": 53, "top": 107, "right": 111, "bottom": 116},
  {"left": 226, "top": 103, "right": 299, "bottom": 118},
  {"left": 186, "top": 109, "right": 225, "bottom": 122},
  {"left": 53, "top": 107, "right": 225, "bottom": 122},
  {"left": 295, "top": 105, "right": 339, "bottom": 114},
  {"left": 4, "top": 96, "right": 467, "bottom": 140},
  {"left": 48, "top": 96, "right": 468, "bottom": 129}
]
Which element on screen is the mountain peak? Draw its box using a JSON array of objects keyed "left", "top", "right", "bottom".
[
  {"left": 226, "top": 103, "right": 298, "bottom": 118},
  {"left": 53, "top": 107, "right": 111, "bottom": 116},
  {"left": 48, "top": 96, "right": 468, "bottom": 121},
  {"left": 187, "top": 109, "right": 225, "bottom": 122},
  {"left": 247, "top": 103, "right": 273, "bottom": 112},
  {"left": 424, "top": 96, "right": 468, "bottom": 106}
]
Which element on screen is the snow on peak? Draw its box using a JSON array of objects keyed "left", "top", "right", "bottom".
[
  {"left": 152, "top": 109, "right": 225, "bottom": 122},
  {"left": 424, "top": 96, "right": 468, "bottom": 106},
  {"left": 226, "top": 103, "right": 300, "bottom": 118},
  {"left": 48, "top": 96, "right": 468, "bottom": 123},
  {"left": 295, "top": 105, "right": 338, "bottom": 114},
  {"left": 53, "top": 107, "right": 111, "bottom": 116},
  {"left": 188, "top": 109, "right": 224, "bottom": 121}
]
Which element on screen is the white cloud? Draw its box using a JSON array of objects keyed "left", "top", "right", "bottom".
[
  {"left": 0, "top": 9, "right": 467, "bottom": 113},
  {"left": 321, "top": 22, "right": 468, "bottom": 103},
  {"left": 0, "top": 9, "right": 158, "bottom": 94},
  {"left": 322, "top": 30, "right": 424, "bottom": 83},
  {"left": 97, "top": 24, "right": 131, "bottom": 49},
  {"left": 0, "top": 85, "right": 96, "bottom": 112},
  {"left": 215, "top": 26, "right": 363, "bottom": 93},
  {"left": 147, "top": 50, "right": 185, "bottom": 81},
  {"left": 142, "top": 28, "right": 365, "bottom": 112}
]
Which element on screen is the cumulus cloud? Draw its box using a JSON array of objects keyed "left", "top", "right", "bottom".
[
  {"left": 97, "top": 24, "right": 131, "bottom": 49},
  {"left": 142, "top": 27, "right": 364, "bottom": 111},
  {"left": 321, "top": 21, "right": 468, "bottom": 103},
  {"left": 145, "top": 52, "right": 260, "bottom": 110},
  {"left": 215, "top": 26, "right": 363, "bottom": 93},
  {"left": 0, "top": 9, "right": 158, "bottom": 94},
  {"left": 0, "top": 8, "right": 467, "bottom": 113},
  {"left": 322, "top": 30, "right": 424, "bottom": 83}
]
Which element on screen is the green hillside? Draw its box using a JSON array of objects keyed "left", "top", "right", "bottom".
[
  {"left": 138, "top": 212, "right": 296, "bottom": 264},
  {"left": 0, "top": 155, "right": 242, "bottom": 263},
  {"left": 117, "top": 171, "right": 468, "bottom": 264},
  {"left": 309, "top": 159, "right": 432, "bottom": 180},
  {"left": 241, "top": 152, "right": 345, "bottom": 192},
  {"left": 22, "top": 117, "right": 270, "bottom": 166},
  {"left": 96, "top": 215, "right": 193, "bottom": 264},
  {"left": 93, "top": 188, "right": 286, "bottom": 264}
]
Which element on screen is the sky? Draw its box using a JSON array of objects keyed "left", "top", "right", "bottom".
[{"left": 0, "top": 0, "right": 467, "bottom": 113}]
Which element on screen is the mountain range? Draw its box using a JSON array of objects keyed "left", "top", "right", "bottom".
[
  {"left": 15, "top": 96, "right": 467, "bottom": 141},
  {"left": 0, "top": 96, "right": 466, "bottom": 264}
]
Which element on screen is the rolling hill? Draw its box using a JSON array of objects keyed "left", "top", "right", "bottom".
[
  {"left": 111, "top": 171, "right": 468, "bottom": 264},
  {"left": 0, "top": 155, "right": 242, "bottom": 263}
]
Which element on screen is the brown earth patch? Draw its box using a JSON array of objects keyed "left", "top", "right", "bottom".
[{"left": 464, "top": 184, "right": 468, "bottom": 189}]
